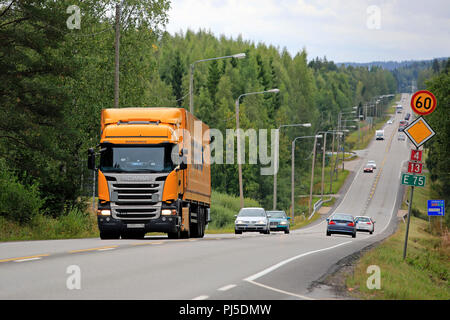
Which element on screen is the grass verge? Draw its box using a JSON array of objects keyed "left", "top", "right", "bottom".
[
  {"left": 345, "top": 216, "right": 449, "bottom": 299},
  {"left": 0, "top": 209, "right": 98, "bottom": 242}
]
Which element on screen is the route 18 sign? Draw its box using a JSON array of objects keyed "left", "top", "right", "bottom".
[{"left": 410, "top": 90, "right": 437, "bottom": 116}]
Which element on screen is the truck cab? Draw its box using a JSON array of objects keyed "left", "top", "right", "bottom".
[{"left": 375, "top": 130, "right": 384, "bottom": 140}]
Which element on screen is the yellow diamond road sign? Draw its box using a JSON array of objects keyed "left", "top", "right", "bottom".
[{"left": 403, "top": 116, "right": 435, "bottom": 148}]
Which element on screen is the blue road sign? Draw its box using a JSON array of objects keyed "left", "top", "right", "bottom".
[{"left": 427, "top": 200, "right": 445, "bottom": 216}]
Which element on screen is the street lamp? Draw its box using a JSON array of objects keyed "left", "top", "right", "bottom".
[
  {"left": 236, "top": 88, "right": 280, "bottom": 208},
  {"left": 291, "top": 134, "right": 322, "bottom": 222},
  {"left": 316, "top": 130, "right": 342, "bottom": 200},
  {"left": 189, "top": 53, "right": 246, "bottom": 114},
  {"left": 273, "top": 122, "right": 311, "bottom": 210}
]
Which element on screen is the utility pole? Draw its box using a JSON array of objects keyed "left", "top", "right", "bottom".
[
  {"left": 114, "top": 3, "right": 121, "bottom": 108},
  {"left": 308, "top": 135, "right": 319, "bottom": 216}
]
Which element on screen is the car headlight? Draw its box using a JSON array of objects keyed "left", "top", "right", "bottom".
[
  {"left": 256, "top": 220, "right": 266, "bottom": 225},
  {"left": 280, "top": 221, "right": 287, "bottom": 225},
  {"left": 235, "top": 220, "right": 244, "bottom": 224}
]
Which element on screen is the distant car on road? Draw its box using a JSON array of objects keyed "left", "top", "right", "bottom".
[
  {"left": 266, "top": 210, "right": 290, "bottom": 234},
  {"left": 234, "top": 207, "right": 270, "bottom": 235},
  {"left": 405, "top": 113, "right": 411, "bottom": 121},
  {"left": 398, "top": 134, "right": 405, "bottom": 141},
  {"left": 326, "top": 213, "right": 356, "bottom": 238},
  {"left": 367, "top": 160, "right": 376, "bottom": 169},
  {"left": 364, "top": 165, "right": 374, "bottom": 173},
  {"left": 355, "top": 216, "right": 375, "bottom": 234},
  {"left": 387, "top": 119, "right": 393, "bottom": 124}
]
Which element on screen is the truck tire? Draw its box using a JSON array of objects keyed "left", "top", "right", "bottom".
[
  {"left": 168, "top": 230, "right": 181, "bottom": 239},
  {"left": 192, "top": 209, "right": 205, "bottom": 238}
]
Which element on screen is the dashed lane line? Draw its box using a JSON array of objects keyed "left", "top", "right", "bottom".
[{"left": 0, "top": 254, "right": 50, "bottom": 263}]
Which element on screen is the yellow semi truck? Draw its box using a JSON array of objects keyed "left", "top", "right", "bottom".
[{"left": 88, "top": 108, "right": 211, "bottom": 239}]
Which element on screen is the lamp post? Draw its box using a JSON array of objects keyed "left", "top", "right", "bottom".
[
  {"left": 336, "top": 111, "right": 356, "bottom": 174},
  {"left": 236, "top": 88, "right": 280, "bottom": 208},
  {"left": 189, "top": 53, "right": 246, "bottom": 114},
  {"left": 316, "top": 130, "right": 341, "bottom": 200},
  {"left": 291, "top": 135, "right": 322, "bottom": 222},
  {"left": 273, "top": 123, "right": 311, "bottom": 210}
]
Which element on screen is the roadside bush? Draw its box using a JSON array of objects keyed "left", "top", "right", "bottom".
[{"left": 0, "top": 160, "right": 44, "bottom": 224}]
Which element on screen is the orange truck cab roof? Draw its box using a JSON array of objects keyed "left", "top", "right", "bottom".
[{"left": 100, "top": 108, "right": 184, "bottom": 145}]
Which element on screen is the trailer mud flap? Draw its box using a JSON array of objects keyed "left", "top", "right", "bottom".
[{"left": 181, "top": 207, "right": 190, "bottom": 232}]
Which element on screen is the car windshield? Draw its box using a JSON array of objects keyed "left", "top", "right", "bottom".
[
  {"left": 267, "top": 211, "right": 286, "bottom": 218},
  {"left": 331, "top": 214, "right": 353, "bottom": 221},
  {"left": 100, "top": 144, "right": 177, "bottom": 173},
  {"left": 238, "top": 209, "right": 265, "bottom": 217},
  {"left": 356, "top": 217, "right": 370, "bottom": 222}
]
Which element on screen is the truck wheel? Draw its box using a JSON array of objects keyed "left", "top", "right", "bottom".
[
  {"left": 168, "top": 230, "right": 181, "bottom": 239},
  {"left": 196, "top": 209, "right": 205, "bottom": 238}
]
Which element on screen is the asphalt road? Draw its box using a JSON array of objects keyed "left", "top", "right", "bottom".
[{"left": 0, "top": 94, "right": 412, "bottom": 300}]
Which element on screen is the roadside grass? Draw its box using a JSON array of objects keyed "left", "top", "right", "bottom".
[
  {"left": 346, "top": 147, "right": 449, "bottom": 300},
  {"left": 0, "top": 208, "right": 98, "bottom": 242},
  {"left": 345, "top": 216, "right": 450, "bottom": 300},
  {"left": 205, "top": 191, "right": 260, "bottom": 233}
]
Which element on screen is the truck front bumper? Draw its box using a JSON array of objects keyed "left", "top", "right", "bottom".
[{"left": 98, "top": 215, "right": 180, "bottom": 233}]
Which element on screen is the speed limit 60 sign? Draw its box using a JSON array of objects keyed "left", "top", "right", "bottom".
[{"left": 411, "top": 90, "right": 437, "bottom": 116}]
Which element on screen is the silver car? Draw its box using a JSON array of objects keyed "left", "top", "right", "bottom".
[
  {"left": 355, "top": 216, "right": 375, "bottom": 234},
  {"left": 367, "top": 160, "right": 376, "bottom": 169},
  {"left": 235, "top": 207, "right": 270, "bottom": 234}
]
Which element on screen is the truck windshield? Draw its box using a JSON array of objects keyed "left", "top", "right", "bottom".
[{"left": 100, "top": 144, "right": 176, "bottom": 173}]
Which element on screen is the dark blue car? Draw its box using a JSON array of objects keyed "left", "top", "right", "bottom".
[
  {"left": 266, "top": 210, "right": 290, "bottom": 234},
  {"left": 326, "top": 213, "right": 356, "bottom": 238}
]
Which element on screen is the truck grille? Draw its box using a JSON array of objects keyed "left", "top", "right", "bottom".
[{"left": 105, "top": 174, "right": 167, "bottom": 221}]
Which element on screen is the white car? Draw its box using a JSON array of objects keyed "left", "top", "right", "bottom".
[
  {"left": 234, "top": 207, "right": 270, "bottom": 234},
  {"left": 367, "top": 160, "right": 376, "bottom": 169},
  {"left": 387, "top": 119, "right": 393, "bottom": 124},
  {"left": 355, "top": 216, "right": 375, "bottom": 234}
]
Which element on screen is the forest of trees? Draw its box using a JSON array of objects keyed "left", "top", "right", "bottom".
[{"left": 0, "top": 1, "right": 409, "bottom": 223}]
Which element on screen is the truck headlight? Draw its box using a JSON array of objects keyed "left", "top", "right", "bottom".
[
  {"left": 280, "top": 221, "right": 287, "bottom": 225},
  {"left": 161, "top": 209, "right": 177, "bottom": 216},
  {"left": 97, "top": 209, "right": 111, "bottom": 216}
]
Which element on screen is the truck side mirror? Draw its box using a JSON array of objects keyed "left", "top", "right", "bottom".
[
  {"left": 87, "top": 148, "right": 96, "bottom": 170},
  {"left": 179, "top": 155, "right": 188, "bottom": 170}
]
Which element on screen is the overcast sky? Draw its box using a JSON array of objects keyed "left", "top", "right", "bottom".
[{"left": 165, "top": 0, "right": 450, "bottom": 63}]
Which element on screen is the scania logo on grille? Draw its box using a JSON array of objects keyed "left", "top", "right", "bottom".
[{"left": 119, "top": 176, "right": 150, "bottom": 182}]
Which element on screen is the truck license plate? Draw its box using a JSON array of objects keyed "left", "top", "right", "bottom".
[{"left": 127, "top": 224, "right": 145, "bottom": 229}]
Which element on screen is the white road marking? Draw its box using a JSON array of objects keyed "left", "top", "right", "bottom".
[
  {"left": 218, "top": 284, "right": 236, "bottom": 291},
  {"left": 244, "top": 241, "right": 352, "bottom": 282},
  {"left": 97, "top": 248, "right": 116, "bottom": 251},
  {"left": 246, "top": 279, "right": 314, "bottom": 300},
  {"left": 13, "top": 257, "right": 42, "bottom": 263},
  {"left": 192, "top": 295, "right": 209, "bottom": 300}
]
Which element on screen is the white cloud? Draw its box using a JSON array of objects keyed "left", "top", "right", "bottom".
[{"left": 165, "top": 0, "right": 450, "bottom": 62}]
